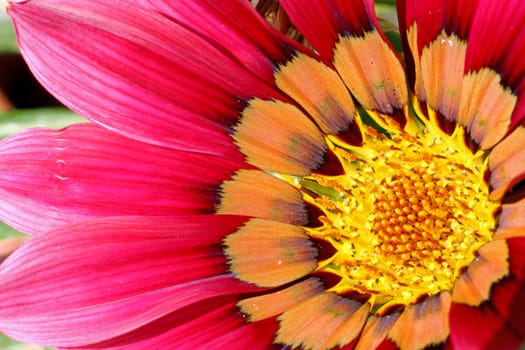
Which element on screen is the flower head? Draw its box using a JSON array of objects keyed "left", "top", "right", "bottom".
[{"left": 1, "top": 0, "right": 525, "bottom": 349}]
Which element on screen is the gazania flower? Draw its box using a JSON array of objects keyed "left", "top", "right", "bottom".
[{"left": 1, "top": 0, "right": 524, "bottom": 349}]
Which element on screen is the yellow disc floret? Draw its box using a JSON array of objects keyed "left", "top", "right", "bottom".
[{"left": 280, "top": 105, "right": 499, "bottom": 314}]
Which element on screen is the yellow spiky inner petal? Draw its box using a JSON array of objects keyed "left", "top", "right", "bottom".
[{"left": 280, "top": 104, "right": 499, "bottom": 313}]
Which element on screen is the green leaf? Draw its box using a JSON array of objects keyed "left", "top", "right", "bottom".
[
  {"left": 0, "top": 333, "right": 47, "bottom": 350},
  {"left": 376, "top": 3, "right": 399, "bottom": 27},
  {"left": 0, "top": 222, "right": 23, "bottom": 239},
  {"left": 0, "top": 107, "right": 85, "bottom": 139},
  {"left": 0, "top": 7, "right": 18, "bottom": 54},
  {"left": 376, "top": 0, "right": 396, "bottom": 5}
]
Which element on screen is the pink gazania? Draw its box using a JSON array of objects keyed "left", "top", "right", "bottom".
[{"left": 1, "top": 0, "right": 525, "bottom": 349}]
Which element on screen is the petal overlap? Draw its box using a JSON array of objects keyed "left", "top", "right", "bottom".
[
  {"left": 0, "top": 123, "right": 244, "bottom": 234},
  {"left": 2, "top": 0, "right": 525, "bottom": 349},
  {"left": 0, "top": 215, "right": 264, "bottom": 347},
  {"left": 8, "top": 0, "right": 287, "bottom": 152}
]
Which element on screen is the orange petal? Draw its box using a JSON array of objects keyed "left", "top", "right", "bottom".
[
  {"left": 489, "top": 126, "right": 525, "bottom": 168},
  {"left": 234, "top": 98, "right": 326, "bottom": 175},
  {"left": 452, "top": 240, "right": 509, "bottom": 306},
  {"left": 496, "top": 197, "right": 525, "bottom": 239},
  {"left": 217, "top": 169, "right": 307, "bottom": 225},
  {"left": 459, "top": 68, "right": 515, "bottom": 149},
  {"left": 405, "top": 24, "right": 426, "bottom": 102},
  {"left": 489, "top": 126, "right": 525, "bottom": 201},
  {"left": 322, "top": 302, "right": 370, "bottom": 349},
  {"left": 450, "top": 300, "right": 523, "bottom": 350},
  {"left": 224, "top": 218, "right": 317, "bottom": 287},
  {"left": 388, "top": 292, "right": 451, "bottom": 350},
  {"left": 276, "top": 292, "right": 362, "bottom": 350},
  {"left": 333, "top": 31, "right": 407, "bottom": 114},
  {"left": 478, "top": 239, "right": 510, "bottom": 273},
  {"left": 494, "top": 228, "right": 525, "bottom": 240},
  {"left": 275, "top": 53, "right": 356, "bottom": 134},
  {"left": 354, "top": 313, "right": 400, "bottom": 350},
  {"left": 238, "top": 278, "right": 325, "bottom": 322},
  {"left": 420, "top": 31, "right": 466, "bottom": 121}
]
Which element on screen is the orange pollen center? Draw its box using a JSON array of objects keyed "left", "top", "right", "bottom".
[
  {"left": 282, "top": 109, "right": 499, "bottom": 313},
  {"left": 373, "top": 169, "right": 459, "bottom": 261}
]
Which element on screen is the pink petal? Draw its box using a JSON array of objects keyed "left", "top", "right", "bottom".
[
  {"left": 7, "top": 0, "right": 284, "bottom": 152},
  {"left": 148, "top": 0, "right": 297, "bottom": 82},
  {"left": 206, "top": 317, "right": 280, "bottom": 350},
  {"left": 67, "top": 298, "right": 239, "bottom": 349},
  {"left": 491, "top": 278, "right": 525, "bottom": 339},
  {"left": 0, "top": 123, "right": 244, "bottom": 235},
  {"left": 498, "top": 197, "right": 525, "bottom": 233},
  {"left": 0, "top": 215, "right": 265, "bottom": 347},
  {"left": 449, "top": 302, "right": 523, "bottom": 350},
  {"left": 280, "top": 0, "right": 377, "bottom": 59},
  {"left": 73, "top": 298, "right": 279, "bottom": 350}
]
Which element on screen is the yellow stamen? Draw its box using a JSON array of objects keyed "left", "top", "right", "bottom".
[{"left": 281, "top": 102, "right": 499, "bottom": 313}]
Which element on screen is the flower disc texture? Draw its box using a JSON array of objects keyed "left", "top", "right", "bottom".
[{"left": 1, "top": 1, "right": 525, "bottom": 349}]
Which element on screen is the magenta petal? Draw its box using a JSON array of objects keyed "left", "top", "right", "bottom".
[
  {"left": 79, "top": 299, "right": 279, "bottom": 350},
  {"left": 399, "top": 0, "right": 476, "bottom": 48},
  {"left": 491, "top": 278, "right": 525, "bottom": 339},
  {"left": 0, "top": 123, "right": 244, "bottom": 235},
  {"left": 149, "top": 0, "right": 295, "bottom": 81},
  {"left": 450, "top": 302, "right": 523, "bottom": 350},
  {"left": 0, "top": 215, "right": 264, "bottom": 347},
  {"left": 7, "top": 0, "right": 283, "bottom": 152},
  {"left": 72, "top": 298, "right": 242, "bottom": 349},
  {"left": 206, "top": 318, "right": 280, "bottom": 350},
  {"left": 280, "top": 0, "right": 377, "bottom": 59}
]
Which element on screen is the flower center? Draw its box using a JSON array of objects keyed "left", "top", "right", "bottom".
[{"left": 282, "top": 107, "right": 499, "bottom": 313}]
